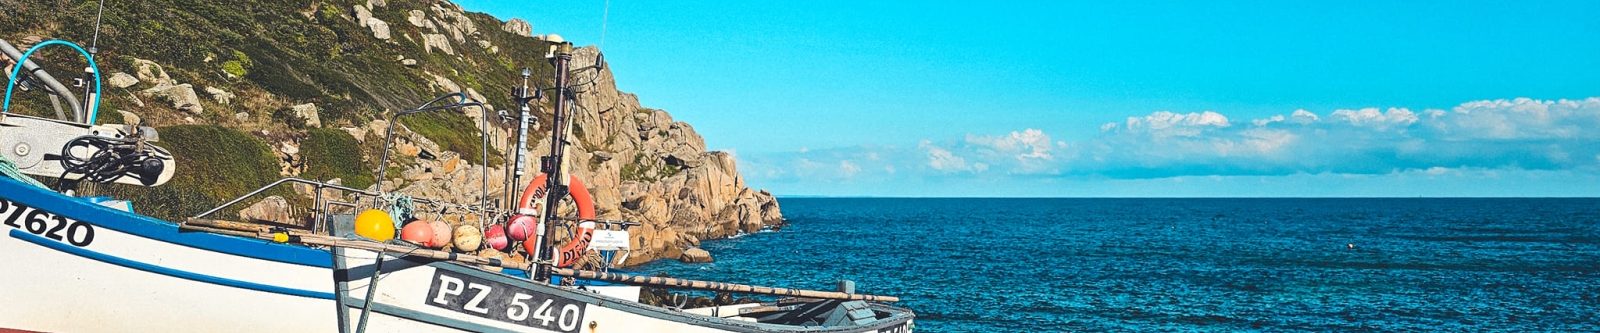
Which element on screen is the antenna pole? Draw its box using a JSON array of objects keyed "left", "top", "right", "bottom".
[
  {"left": 511, "top": 69, "right": 534, "bottom": 209},
  {"left": 533, "top": 43, "right": 574, "bottom": 281}
]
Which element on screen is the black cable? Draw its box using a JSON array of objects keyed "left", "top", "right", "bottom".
[{"left": 52, "top": 135, "right": 163, "bottom": 191}]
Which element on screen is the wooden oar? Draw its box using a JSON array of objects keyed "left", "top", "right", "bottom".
[
  {"left": 548, "top": 268, "right": 899, "bottom": 302},
  {"left": 182, "top": 218, "right": 900, "bottom": 302}
]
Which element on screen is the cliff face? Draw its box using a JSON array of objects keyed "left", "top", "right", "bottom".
[
  {"left": 0, "top": 0, "right": 781, "bottom": 265},
  {"left": 395, "top": 45, "right": 786, "bottom": 266}
]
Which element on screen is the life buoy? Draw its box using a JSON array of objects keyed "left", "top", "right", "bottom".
[{"left": 515, "top": 173, "right": 596, "bottom": 268}]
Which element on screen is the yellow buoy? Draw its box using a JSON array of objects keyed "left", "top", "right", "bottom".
[
  {"left": 354, "top": 209, "right": 396, "bottom": 241},
  {"left": 453, "top": 225, "right": 483, "bottom": 252}
]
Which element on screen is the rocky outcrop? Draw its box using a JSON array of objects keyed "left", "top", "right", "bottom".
[
  {"left": 132, "top": 59, "right": 173, "bottom": 86},
  {"left": 142, "top": 84, "right": 203, "bottom": 114},
  {"left": 9, "top": 0, "right": 783, "bottom": 269},
  {"left": 378, "top": 42, "right": 785, "bottom": 266},
  {"left": 238, "top": 196, "right": 294, "bottom": 225},
  {"left": 469, "top": 46, "right": 783, "bottom": 266},
  {"left": 406, "top": 10, "right": 427, "bottom": 28},
  {"left": 353, "top": 4, "right": 391, "bottom": 40},
  {"left": 204, "top": 86, "right": 234, "bottom": 105},
  {"left": 107, "top": 72, "right": 139, "bottom": 88},
  {"left": 680, "top": 247, "right": 713, "bottom": 263},
  {"left": 369, "top": 20, "right": 392, "bottom": 40},
  {"left": 502, "top": 18, "right": 532, "bottom": 37},
  {"left": 422, "top": 33, "right": 454, "bottom": 55},
  {"left": 289, "top": 103, "right": 322, "bottom": 128}
]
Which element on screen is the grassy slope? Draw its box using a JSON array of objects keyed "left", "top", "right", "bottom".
[{"left": 2, "top": 0, "right": 560, "bottom": 219}]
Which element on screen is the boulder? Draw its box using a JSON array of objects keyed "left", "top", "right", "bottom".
[
  {"left": 367, "top": 0, "right": 385, "bottom": 8},
  {"left": 131, "top": 58, "right": 173, "bottom": 86},
  {"left": 290, "top": 103, "right": 322, "bottom": 128},
  {"left": 368, "top": 19, "right": 392, "bottom": 40},
  {"left": 423, "top": 33, "right": 455, "bottom": 55},
  {"left": 107, "top": 72, "right": 139, "bottom": 89},
  {"left": 238, "top": 196, "right": 294, "bottom": 225},
  {"left": 400, "top": 58, "right": 418, "bottom": 67},
  {"left": 204, "top": 86, "right": 235, "bottom": 105},
  {"left": 279, "top": 141, "right": 299, "bottom": 155},
  {"left": 142, "top": 84, "right": 202, "bottom": 114},
  {"left": 406, "top": 10, "right": 426, "bottom": 28},
  {"left": 502, "top": 18, "right": 532, "bottom": 37},
  {"left": 680, "top": 247, "right": 713, "bottom": 263},
  {"left": 352, "top": 5, "right": 372, "bottom": 26}
]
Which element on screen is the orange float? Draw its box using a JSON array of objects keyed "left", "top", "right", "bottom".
[{"left": 399, "top": 220, "right": 434, "bottom": 246}]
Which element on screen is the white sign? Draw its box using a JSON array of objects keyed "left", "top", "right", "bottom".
[{"left": 587, "top": 229, "right": 630, "bottom": 251}]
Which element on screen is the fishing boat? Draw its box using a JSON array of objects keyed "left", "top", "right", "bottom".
[{"left": 0, "top": 13, "right": 913, "bottom": 333}]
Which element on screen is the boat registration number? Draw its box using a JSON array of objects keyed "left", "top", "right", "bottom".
[
  {"left": 0, "top": 198, "right": 95, "bottom": 247},
  {"left": 426, "top": 269, "right": 587, "bottom": 333},
  {"left": 880, "top": 321, "right": 912, "bottom": 333}
]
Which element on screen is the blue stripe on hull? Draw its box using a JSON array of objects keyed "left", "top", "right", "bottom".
[
  {"left": 0, "top": 178, "right": 333, "bottom": 268},
  {"left": 9, "top": 229, "right": 335, "bottom": 300}
]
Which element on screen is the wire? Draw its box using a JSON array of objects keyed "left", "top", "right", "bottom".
[
  {"left": 599, "top": 0, "right": 611, "bottom": 50},
  {"left": 90, "top": 0, "right": 107, "bottom": 50}
]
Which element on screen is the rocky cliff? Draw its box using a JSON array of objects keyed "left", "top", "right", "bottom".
[{"left": 0, "top": 0, "right": 781, "bottom": 265}]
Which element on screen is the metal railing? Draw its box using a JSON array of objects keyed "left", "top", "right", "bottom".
[{"left": 193, "top": 177, "right": 507, "bottom": 236}]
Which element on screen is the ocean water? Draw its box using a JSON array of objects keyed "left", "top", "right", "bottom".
[{"left": 637, "top": 198, "right": 1600, "bottom": 332}]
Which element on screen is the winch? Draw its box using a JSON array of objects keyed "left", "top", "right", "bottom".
[{"left": 0, "top": 112, "right": 174, "bottom": 188}]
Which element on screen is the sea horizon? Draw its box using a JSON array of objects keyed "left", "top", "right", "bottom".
[{"left": 776, "top": 195, "right": 1600, "bottom": 199}]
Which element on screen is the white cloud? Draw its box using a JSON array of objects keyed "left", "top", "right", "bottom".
[
  {"left": 1121, "top": 111, "right": 1231, "bottom": 137},
  {"left": 1290, "top": 109, "right": 1320, "bottom": 124},
  {"left": 745, "top": 97, "right": 1600, "bottom": 184},
  {"left": 920, "top": 140, "right": 970, "bottom": 172},
  {"left": 1252, "top": 115, "right": 1285, "bottom": 127},
  {"left": 1436, "top": 97, "right": 1600, "bottom": 140},
  {"left": 839, "top": 160, "right": 860, "bottom": 177},
  {"left": 1330, "top": 107, "right": 1418, "bottom": 128},
  {"left": 965, "top": 128, "right": 1054, "bottom": 161}
]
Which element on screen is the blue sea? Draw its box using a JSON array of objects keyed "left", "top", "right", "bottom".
[{"left": 638, "top": 198, "right": 1600, "bottom": 332}]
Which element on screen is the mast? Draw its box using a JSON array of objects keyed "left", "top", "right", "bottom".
[{"left": 532, "top": 41, "right": 575, "bottom": 281}]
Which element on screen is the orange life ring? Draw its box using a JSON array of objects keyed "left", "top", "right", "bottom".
[{"left": 515, "top": 173, "right": 596, "bottom": 268}]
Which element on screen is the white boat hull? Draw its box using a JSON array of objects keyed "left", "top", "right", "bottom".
[{"left": 0, "top": 178, "right": 913, "bottom": 332}]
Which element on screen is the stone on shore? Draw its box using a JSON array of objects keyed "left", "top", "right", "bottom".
[{"left": 679, "top": 247, "right": 713, "bottom": 263}]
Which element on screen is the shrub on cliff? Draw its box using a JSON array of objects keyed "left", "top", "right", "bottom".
[
  {"left": 299, "top": 128, "right": 374, "bottom": 190},
  {"left": 95, "top": 125, "right": 286, "bottom": 220}
]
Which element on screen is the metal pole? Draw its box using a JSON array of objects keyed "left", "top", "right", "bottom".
[
  {"left": 509, "top": 69, "right": 533, "bottom": 208},
  {"left": 353, "top": 248, "right": 387, "bottom": 333},
  {"left": 533, "top": 44, "right": 574, "bottom": 281},
  {"left": 0, "top": 39, "right": 84, "bottom": 118}
]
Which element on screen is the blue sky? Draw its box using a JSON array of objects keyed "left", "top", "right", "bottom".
[{"left": 457, "top": 1, "right": 1600, "bottom": 197}]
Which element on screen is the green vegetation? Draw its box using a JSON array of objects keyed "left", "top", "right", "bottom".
[
  {"left": 0, "top": 0, "right": 576, "bottom": 217},
  {"left": 620, "top": 154, "right": 680, "bottom": 182},
  {"left": 271, "top": 107, "right": 308, "bottom": 129},
  {"left": 97, "top": 125, "right": 286, "bottom": 221},
  {"left": 398, "top": 112, "right": 503, "bottom": 166},
  {"left": 221, "top": 50, "right": 253, "bottom": 78},
  {"left": 299, "top": 128, "right": 375, "bottom": 190}
]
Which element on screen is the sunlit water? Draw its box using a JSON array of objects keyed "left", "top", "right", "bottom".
[{"left": 638, "top": 198, "right": 1600, "bottom": 332}]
